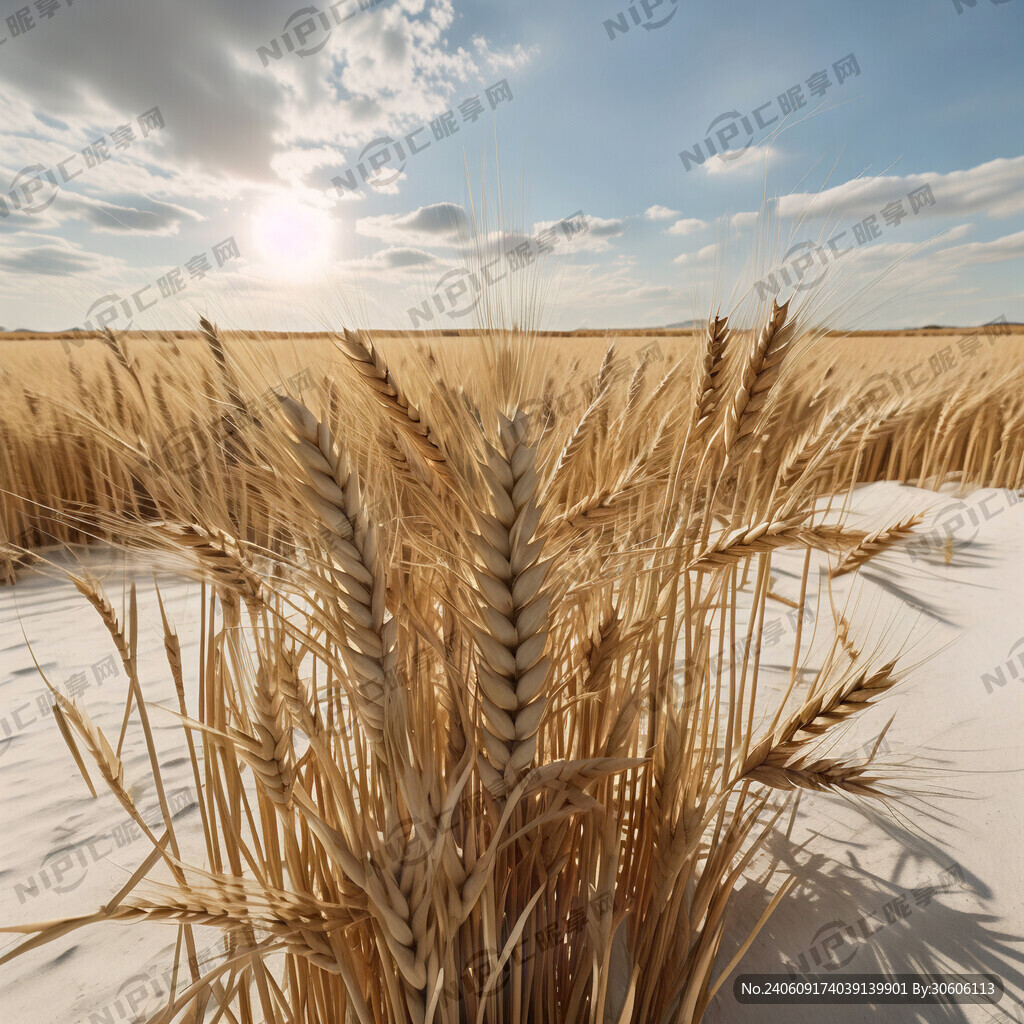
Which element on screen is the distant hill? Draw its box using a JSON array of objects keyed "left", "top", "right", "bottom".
[{"left": 573, "top": 321, "right": 702, "bottom": 332}]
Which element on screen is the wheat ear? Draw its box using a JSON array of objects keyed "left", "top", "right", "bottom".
[
  {"left": 231, "top": 665, "right": 296, "bottom": 808},
  {"left": 199, "top": 317, "right": 247, "bottom": 412},
  {"left": 830, "top": 513, "right": 924, "bottom": 577},
  {"left": 335, "top": 328, "right": 453, "bottom": 484},
  {"left": 686, "top": 518, "right": 861, "bottom": 572},
  {"left": 691, "top": 313, "right": 730, "bottom": 434},
  {"left": 722, "top": 299, "right": 792, "bottom": 454},
  {"left": 470, "top": 411, "right": 552, "bottom": 792},
  {"left": 746, "top": 753, "right": 883, "bottom": 796},
  {"left": 741, "top": 661, "right": 899, "bottom": 783},
  {"left": 277, "top": 394, "right": 393, "bottom": 753}
]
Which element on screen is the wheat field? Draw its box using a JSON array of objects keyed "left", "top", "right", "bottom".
[{"left": 0, "top": 306, "right": 1022, "bottom": 1023}]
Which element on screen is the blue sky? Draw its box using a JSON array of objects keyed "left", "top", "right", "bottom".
[{"left": 0, "top": 0, "right": 1020, "bottom": 331}]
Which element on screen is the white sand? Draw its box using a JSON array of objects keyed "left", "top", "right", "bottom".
[
  {"left": 706, "top": 483, "right": 1024, "bottom": 1024},
  {"left": 0, "top": 482, "right": 1020, "bottom": 1023}
]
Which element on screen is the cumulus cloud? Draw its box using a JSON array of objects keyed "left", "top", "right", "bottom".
[
  {"left": 68, "top": 195, "right": 204, "bottom": 234},
  {"left": 730, "top": 210, "right": 760, "bottom": 230},
  {"left": 674, "top": 242, "right": 719, "bottom": 267},
  {"left": 0, "top": 242, "right": 106, "bottom": 276},
  {"left": 471, "top": 35, "right": 539, "bottom": 74},
  {"left": 703, "top": 147, "right": 771, "bottom": 177},
  {"left": 933, "top": 228, "right": 1024, "bottom": 266},
  {"left": 776, "top": 156, "right": 1024, "bottom": 223},
  {"left": 0, "top": 3, "right": 284, "bottom": 182},
  {"left": 667, "top": 218, "right": 706, "bottom": 236},
  {"left": 356, "top": 202, "right": 468, "bottom": 246},
  {"left": 532, "top": 214, "right": 625, "bottom": 253},
  {"left": 644, "top": 205, "right": 680, "bottom": 221},
  {"left": 0, "top": 0, "right": 532, "bottom": 200},
  {"left": 348, "top": 246, "right": 444, "bottom": 272},
  {"left": 0, "top": 207, "right": 60, "bottom": 234}
]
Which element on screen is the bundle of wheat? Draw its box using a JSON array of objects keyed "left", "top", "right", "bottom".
[{"left": 2, "top": 287, "right": 962, "bottom": 1024}]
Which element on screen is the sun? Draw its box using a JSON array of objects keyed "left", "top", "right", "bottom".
[{"left": 251, "top": 198, "right": 335, "bottom": 278}]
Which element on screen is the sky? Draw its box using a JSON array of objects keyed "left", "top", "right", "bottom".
[{"left": 0, "top": 0, "right": 1021, "bottom": 332}]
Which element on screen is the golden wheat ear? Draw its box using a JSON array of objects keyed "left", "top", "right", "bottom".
[
  {"left": 335, "top": 327, "right": 456, "bottom": 489},
  {"left": 739, "top": 659, "right": 901, "bottom": 792},
  {"left": 710, "top": 298, "right": 792, "bottom": 460},
  {"left": 468, "top": 411, "right": 553, "bottom": 794},
  {"left": 274, "top": 396, "right": 392, "bottom": 735},
  {"left": 198, "top": 316, "right": 246, "bottom": 409},
  {"left": 830, "top": 513, "right": 924, "bottom": 577},
  {"left": 690, "top": 312, "right": 730, "bottom": 436}
]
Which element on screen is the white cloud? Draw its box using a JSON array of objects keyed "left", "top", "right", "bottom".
[
  {"left": 344, "top": 246, "right": 444, "bottom": 274},
  {"left": 67, "top": 195, "right": 205, "bottom": 235},
  {"left": 356, "top": 202, "right": 468, "bottom": 246},
  {"left": 730, "top": 210, "right": 760, "bottom": 230},
  {"left": 703, "top": 147, "right": 771, "bottom": 177},
  {"left": 471, "top": 35, "right": 539, "bottom": 74},
  {"left": 667, "top": 218, "right": 706, "bottom": 236},
  {"left": 933, "top": 228, "right": 1024, "bottom": 266},
  {"left": 742, "top": 225, "right": 1024, "bottom": 328},
  {"left": 674, "top": 242, "right": 719, "bottom": 266},
  {"left": 0, "top": 0, "right": 533, "bottom": 209},
  {"left": 532, "top": 214, "right": 625, "bottom": 253},
  {"left": 644, "top": 205, "right": 679, "bottom": 221},
  {"left": 777, "top": 156, "right": 1024, "bottom": 223},
  {"left": 0, "top": 238, "right": 108, "bottom": 276}
]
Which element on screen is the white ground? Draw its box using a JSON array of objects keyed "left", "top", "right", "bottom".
[{"left": 0, "top": 483, "right": 1021, "bottom": 1024}]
